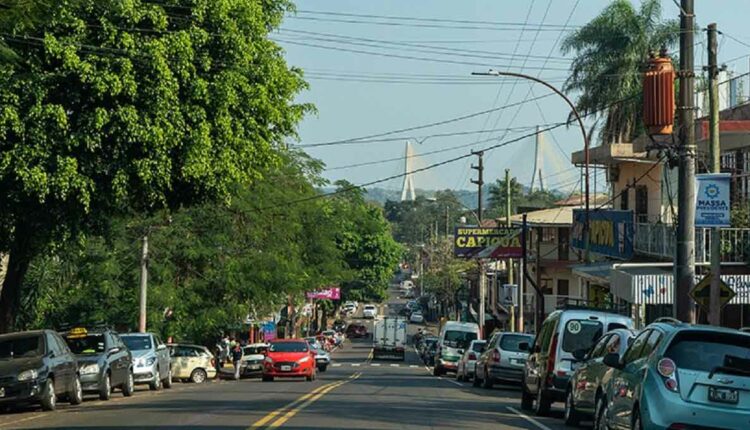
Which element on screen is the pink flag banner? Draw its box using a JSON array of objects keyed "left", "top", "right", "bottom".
[{"left": 306, "top": 287, "right": 341, "bottom": 300}]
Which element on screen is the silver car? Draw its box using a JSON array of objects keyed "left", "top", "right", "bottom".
[
  {"left": 121, "top": 333, "right": 172, "bottom": 390},
  {"left": 456, "top": 339, "right": 486, "bottom": 382},
  {"left": 474, "top": 332, "right": 535, "bottom": 388}
]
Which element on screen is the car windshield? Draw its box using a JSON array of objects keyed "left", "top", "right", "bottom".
[
  {"left": 270, "top": 342, "right": 308, "bottom": 353},
  {"left": 0, "top": 335, "right": 44, "bottom": 359},
  {"left": 471, "top": 341, "right": 486, "bottom": 352},
  {"left": 65, "top": 334, "right": 106, "bottom": 355},
  {"left": 121, "top": 335, "right": 152, "bottom": 351},
  {"left": 665, "top": 331, "right": 750, "bottom": 373},
  {"left": 443, "top": 330, "right": 477, "bottom": 349},
  {"left": 244, "top": 346, "right": 268, "bottom": 355},
  {"left": 500, "top": 334, "right": 534, "bottom": 352},
  {"left": 561, "top": 320, "right": 603, "bottom": 353}
]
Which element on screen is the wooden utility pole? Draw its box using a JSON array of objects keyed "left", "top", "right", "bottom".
[
  {"left": 471, "top": 151, "right": 484, "bottom": 222},
  {"left": 707, "top": 22, "right": 722, "bottom": 325},
  {"left": 675, "top": 0, "right": 697, "bottom": 323}
]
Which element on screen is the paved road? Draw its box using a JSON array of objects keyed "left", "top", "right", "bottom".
[{"left": 0, "top": 287, "right": 571, "bottom": 430}]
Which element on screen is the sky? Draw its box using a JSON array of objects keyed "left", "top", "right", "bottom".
[{"left": 275, "top": 0, "right": 750, "bottom": 193}]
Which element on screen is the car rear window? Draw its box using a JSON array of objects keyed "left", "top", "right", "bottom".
[
  {"left": 65, "top": 334, "right": 106, "bottom": 354},
  {"left": 561, "top": 320, "right": 603, "bottom": 353},
  {"left": 121, "top": 335, "right": 152, "bottom": 351},
  {"left": 244, "top": 346, "right": 268, "bottom": 355},
  {"left": 443, "top": 330, "right": 478, "bottom": 349},
  {"left": 270, "top": 342, "right": 308, "bottom": 353},
  {"left": 471, "top": 341, "right": 487, "bottom": 352},
  {"left": 665, "top": 331, "right": 750, "bottom": 373},
  {"left": 500, "top": 334, "right": 534, "bottom": 352},
  {"left": 0, "top": 335, "right": 43, "bottom": 359}
]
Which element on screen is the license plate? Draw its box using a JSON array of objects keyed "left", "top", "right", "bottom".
[
  {"left": 248, "top": 365, "right": 261, "bottom": 370},
  {"left": 280, "top": 365, "right": 292, "bottom": 372},
  {"left": 0, "top": 387, "right": 4, "bottom": 398},
  {"left": 317, "top": 359, "right": 326, "bottom": 363},
  {"left": 709, "top": 386, "right": 739, "bottom": 404},
  {"left": 512, "top": 359, "right": 526, "bottom": 365}
]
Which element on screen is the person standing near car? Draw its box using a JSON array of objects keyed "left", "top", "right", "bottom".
[{"left": 231, "top": 343, "right": 243, "bottom": 381}]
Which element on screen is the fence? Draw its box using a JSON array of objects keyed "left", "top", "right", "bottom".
[{"left": 634, "top": 223, "right": 750, "bottom": 263}]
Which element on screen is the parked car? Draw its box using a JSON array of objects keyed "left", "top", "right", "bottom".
[
  {"left": 304, "top": 337, "right": 323, "bottom": 351},
  {"left": 595, "top": 320, "right": 750, "bottom": 430},
  {"left": 434, "top": 321, "right": 480, "bottom": 376},
  {"left": 121, "top": 333, "right": 172, "bottom": 390},
  {"left": 520, "top": 309, "right": 634, "bottom": 416},
  {"left": 168, "top": 343, "right": 217, "bottom": 384},
  {"left": 0, "top": 330, "right": 83, "bottom": 411},
  {"left": 363, "top": 304, "right": 378, "bottom": 319},
  {"left": 456, "top": 339, "right": 486, "bottom": 382},
  {"left": 62, "top": 327, "right": 134, "bottom": 399},
  {"left": 312, "top": 346, "right": 331, "bottom": 372},
  {"left": 409, "top": 311, "right": 424, "bottom": 324},
  {"left": 563, "top": 328, "right": 635, "bottom": 425},
  {"left": 332, "top": 319, "right": 347, "bottom": 333},
  {"left": 262, "top": 339, "right": 316, "bottom": 382},
  {"left": 346, "top": 323, "right": 368, "bottom": 339},
  {"left": 474, "top": 332, "right": 534, "bottom": 388}
]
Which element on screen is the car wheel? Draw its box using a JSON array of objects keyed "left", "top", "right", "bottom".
[
  {"left": 520, "top": 384, "right": 534, "bottom": 411},
  {"left": 564, "top": 386, "right": 581, "bottom": 426},
  {"left": 594, "top": 396, "right": 609, "bottom": 430},
  {"left": 122, "top": 371, "right": 134, "bottom": 397},
  {"left": 318, "top": 365, "right": 328, "bottom": 372},
  {"left": 631, "top": 407, "right": 643, "bottom": 430},
  {"left": 535, "top": 387, "right": 551, "bottom": 416},
  {"left": 163, "top": 368, "right": 173, "bottom": 389},
  {"left": 99, "top": 373, "right": 112, "bottom": 400},
  {"left": 40, "top": 378, "right": 56, "bottom": 411},
  {"left": 262, "top": 375, "right": 274, "bottom": 382},
  {"left": 433, "top": 366, "right": 443, "bottom": 377},
  {"left": 149, "top": 369, "right": 162, "bottom": 391},
  {"left": 482, "top": 368, "right": 493, "bottom": 389},
  {"left": 69, "top": 376, "right": 83, "bottom": 405},
  {"left": 190, "top": 368, "right": 207, "bottom": 384}
]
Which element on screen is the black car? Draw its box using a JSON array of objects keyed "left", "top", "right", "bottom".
[
  {"left": 62, "top": 327, "right": 134, "bottom": 400},
  {"left": 332, "top": 320, "right": 347, "bottom": 333},
  {"left": 0, "top": 330, "right": 83, "bottom": 411}
]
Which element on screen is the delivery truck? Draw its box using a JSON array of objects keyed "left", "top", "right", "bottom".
[{"left": 372, "top": 317, "right": 407, "bottom": 360}]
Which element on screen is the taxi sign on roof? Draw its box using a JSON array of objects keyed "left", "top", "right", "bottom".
[{"left": 67, "top": 327, "right": 88, "bottom": 338}]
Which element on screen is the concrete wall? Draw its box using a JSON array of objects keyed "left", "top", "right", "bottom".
[{"left": 612, "top": 161, "right": 663, "bottom": 222}]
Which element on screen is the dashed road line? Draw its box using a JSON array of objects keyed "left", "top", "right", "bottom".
[
  {"left": 506, "top": 406, "right": 553, "bottom": 430},
  {"left": 370, "top": 363, "right": 381, "bottom": 367},
  {"left": 331, "top": 363, "right": 342, "bottom": 367}
]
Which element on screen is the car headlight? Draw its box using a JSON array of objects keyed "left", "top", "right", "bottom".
[
  {"left": 80, "top": 363, "right": 100, "bottom": 375},
  {"left": 145, "top": 357, "right": 156, "bottom": 366},
  {"left": 298, "top": 356, "right": 310, "bottom": 364},
  {"left": 17, "top": 369, "right": 38, "bottom": 382}
]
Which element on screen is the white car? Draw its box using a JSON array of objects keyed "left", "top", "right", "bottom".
[
  {"left": 363, "top": 305, "right": 378, "bottom": 319},
  {"left": 409, "top": 311, "right": 424, "bottom": 324}
]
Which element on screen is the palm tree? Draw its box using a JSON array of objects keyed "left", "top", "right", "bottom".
[
  {"left": 561, "top": 0, "right": 679, "bottom": 145},
  {"left": 487, "top": 177, "right": 524, "bottom": 217}
]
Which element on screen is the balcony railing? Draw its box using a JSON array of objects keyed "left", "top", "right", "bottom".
[{"left": 634, "top": 223, "right": 750, "bottom": 263}]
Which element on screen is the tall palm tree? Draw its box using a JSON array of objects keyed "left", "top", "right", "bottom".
[{"left": 561, "top": 0, "right": 679, "bottom": 145}]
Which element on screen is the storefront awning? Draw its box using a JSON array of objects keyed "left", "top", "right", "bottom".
[{"left": 611, "top": 268, "right": 750, "bottom": 305}]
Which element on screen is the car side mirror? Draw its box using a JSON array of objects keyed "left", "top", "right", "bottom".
[
  {"left": 603, "top": 352, "right": 622, "bottom": 369},
  {"left": 518, "top": 342, "right": 529, "bottom": 351},
  {"left": 572, "top": 348, "right": 588, "bottom": 361}
]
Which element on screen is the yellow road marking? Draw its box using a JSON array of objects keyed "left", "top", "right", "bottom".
[
  {"left": 249, "top": 381, "right": 337, "bottom": 428},
  {"left": 267, "top": 373, "right": 361, "bottom": 428}
]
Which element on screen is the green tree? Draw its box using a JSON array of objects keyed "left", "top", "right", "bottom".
[
  {"left": 384, "top": 190, "right": 464, "bottom": 245},
  {"left": 561, "top": 0, "right": 678, "bottom": 145},
  {"left": 487, "top": 177, "right": 524, "bottom": 218},
  {"left": 0, "top": 0, "right": 310, "bottom": 330}
]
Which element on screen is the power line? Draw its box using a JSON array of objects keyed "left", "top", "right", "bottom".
[
  {"left": 294, "top": 92, "right": 554, "bottom": 148},
  {"left": 286, "top": 15, "right": 578, "bottom": 32}
]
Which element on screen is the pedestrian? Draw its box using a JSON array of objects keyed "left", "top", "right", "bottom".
[{"left": 231, "top": 343, "right": 243, "bottom": 381}]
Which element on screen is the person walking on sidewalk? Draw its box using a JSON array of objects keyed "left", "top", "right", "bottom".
[{"left": 231, "top": 343, "right": 243, "bottom": 381}]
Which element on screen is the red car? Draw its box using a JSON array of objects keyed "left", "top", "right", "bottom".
[
  {"left": 262, "top": 339, "right": 316, "bottom": 382},
  {"left": 346, "top": 323, "right": 368, "bottom": 338}
]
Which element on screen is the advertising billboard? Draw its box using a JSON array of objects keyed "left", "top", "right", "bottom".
[
  {"left": 306, "top": 287, "right": 341, "bottom": 300},
  {"left": 453, "top": 227, "right": 523, "bottom": 258},
  {"left": 572, "top": 209, "right": 634, "bottom": 260}
]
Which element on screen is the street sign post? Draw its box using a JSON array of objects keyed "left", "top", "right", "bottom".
[{"left": 690, "top": 273, "right": 736, "bottom": 312}]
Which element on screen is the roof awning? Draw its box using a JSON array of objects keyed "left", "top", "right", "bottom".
[
  {"left": 610, "top": 268, "right": 750, "bottom": 305},
  {"left": 571, "top": 262, "right": 614, "bottom": 284}
]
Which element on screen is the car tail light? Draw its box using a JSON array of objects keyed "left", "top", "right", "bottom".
[
  {"left": 468, "top": 352, "right": 477, "bottom": 360},
  {"left": 491, "top": 349, "right": 501, "bottom": 363},
  {"left": 546, "top": 333, "right": 558, "bottom": 386},
  {"left": 657, "top": 358, "right": 679, "bottom": 392},
  {"left": 210, "top": 358, "right": 216, "bottom": 368}
]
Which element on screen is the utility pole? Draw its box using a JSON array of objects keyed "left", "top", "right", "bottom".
[
  {"left": 675, "top": 0, "right": 696, "bottom": 323},
  {"left": 707, "top": 22, "right": 722, "bottom": 326},
  {"left": 471, "top": 150, "right": 485, "bottom": 337},
  {"left": 506, "top": 169, "right": 513, "bottom": 286},
  {"left": 138, "top": 234, "right": 149, "bottom": 333}
]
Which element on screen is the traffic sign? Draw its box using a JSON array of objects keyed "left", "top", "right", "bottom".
[{"left": 690, "top": 273, "right": 736, "bottom": 312}]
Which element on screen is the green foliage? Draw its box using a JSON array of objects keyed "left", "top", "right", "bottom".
[
  {"left": 0, "top": 0, "right": 311, "bottom": 329},
  {"left": 384, "top": 190, "right": 465, "bottom": 245},
  {"left": 486, "top": 177, "right": 561, "bottom": 218},
  {"left": 561, "top": 0, "right": 679, "bottom": 145},
  {"left": 422, "top": 238, "right": 472, "bottom": 306}
]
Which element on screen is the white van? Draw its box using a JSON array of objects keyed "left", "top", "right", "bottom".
[{"left": 434, "top": 321, "right": 480, "bottom": 376}]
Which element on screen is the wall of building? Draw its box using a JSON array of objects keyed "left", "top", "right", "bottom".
[{"left": 612, "top": 161, "right": 663, "bottom": 223}]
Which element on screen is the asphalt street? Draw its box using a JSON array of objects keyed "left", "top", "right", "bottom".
[{"left": 0, "top": 287, "right": 570, "bottom": 430}]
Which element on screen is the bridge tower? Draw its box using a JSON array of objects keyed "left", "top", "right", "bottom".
[{"left": 400, "top": 141, "right": 416, "bottom": 201}]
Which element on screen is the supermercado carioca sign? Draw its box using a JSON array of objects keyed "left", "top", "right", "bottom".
[{"left": 453, "top": 227, "right": 522, "bottom": 258}]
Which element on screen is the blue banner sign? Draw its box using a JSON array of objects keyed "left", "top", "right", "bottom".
[
  {"left": 696, "top": 173, "right": 731, "bottom": 227},
  {"left": 572, "top": 209, "right": 634, "bottom": 260}
]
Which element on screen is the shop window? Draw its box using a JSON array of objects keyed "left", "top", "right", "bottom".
[
  {"left": 635, "top": 185, "right": 648, "bottom": 222},
  {"left": 558, "top": 227, "right": 570, "bottom": 260},
  {"left": 557, "top": 279, "right": 569, "bottom": 297},
  {"left": 620, "top": 188, "right": 629, "bottom": 210}
]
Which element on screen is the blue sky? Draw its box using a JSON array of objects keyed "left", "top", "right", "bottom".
[{"left": 276, "top": 0, "right": 750, "bottom": 192}]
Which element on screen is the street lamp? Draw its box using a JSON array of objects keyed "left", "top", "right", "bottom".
[{"left": 472, "top": 69, "right": 591, "bottom": 261}]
